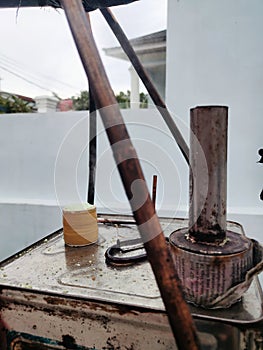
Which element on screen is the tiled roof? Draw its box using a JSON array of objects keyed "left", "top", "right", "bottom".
[
  {"left": 129, "top": 30, "right": 166, "bottom": 47},
  {"left": 0, "top": 91, "right": 35, "bottom": 103},
  {"left": 104, "top": 30, "right": 166, "bottom": 61}
]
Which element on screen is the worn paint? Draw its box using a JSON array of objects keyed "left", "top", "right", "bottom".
[{"left": 7, "top": 331, "right": 93, "bottom": 349}]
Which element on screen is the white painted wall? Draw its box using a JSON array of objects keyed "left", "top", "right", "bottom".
[
  {"left": 166, "top": 0, "right": 263, "bottom": 231},
  {"left": 0, "top": 111, "right": 89, "bottom": 202},
  {"left": 0, "top": 111, "right": 89, "bottom": 260},
  {"left": 95, "top": 108, "right": 188, "bottom": 217}
]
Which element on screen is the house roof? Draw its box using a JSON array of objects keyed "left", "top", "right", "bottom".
[
  {"left": 104, "top": 30, "right": 166, "bottom": 65},
  {"left": 15, "top": 93, "right": 35, "bottom": 103},
  {"left": 0, "top": 0, "right": 138, "bottom": 12},
  {"left": 129, "top": 30, "right": 166, "bottom": 47},
  {"left": 1, "top": 91, "right": 35, "bottom": 103}
]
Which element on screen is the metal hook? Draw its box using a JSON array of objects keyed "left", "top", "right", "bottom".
[{"left": 105, "top": 238, "right": 146, "bottom": 266}]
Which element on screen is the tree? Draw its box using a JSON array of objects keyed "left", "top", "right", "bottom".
[
  {"left": 71, "top": 89, "right": 148, "bottom": 110},
  {"left": 0, "top": 94, "right": 33, "bottom": 114},
  {"left": 72, "top": 90, "right": 90, "bottom": 111},
  {"left": 115, "top": 90, "right": 148, "bottom": 109},
  {"left": 115, "top": 90, "right": 130, "bottom": 109},
  {"left": 139, "top": 92, "right": 148, "bottom": 109}
]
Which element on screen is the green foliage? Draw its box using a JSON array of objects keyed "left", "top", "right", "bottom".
[
  {"left": 71, "top": 89, "right": 149, "bottom": 110},
  {"left": 139, "top": 92, "right": 148, "bottom": 108},
  {"left": 0, "top": 94, "right": 33, "bottom": 114},
  {"left": 115, "top": 90, "right": 130, "bottom": 109},
  {"left": 72, "top": 90, "right": 90, "bottom": 111},
  {"left": 115, "top": 90, "right": 148, "bottom": 109}
]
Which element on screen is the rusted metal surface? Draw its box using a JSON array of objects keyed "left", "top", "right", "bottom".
[
  {"left": 169, "top": 223, "right": 257, "bottom": 308},
  {"left": 97, "top": 217, "right": 136, "bottom": 225},
  {"left": 0, "top": 289, "right": 241, "bottom": 349},
  {"left": 0, "top": 220, "right": 262, "bottom": 349},
  {"left": 170, "top": 228, "right": 253, "bottom": 307},
  {"left": 0, "top": 289, "right": 178, "bottom": 349},
  {"left": 60, "top": 1, "right": 200, "bottom": 349},
  {"left": 87, "top": 86, "right": 97, "bottom": 205},
  {"left": 100, "top": 7, "right": 190, "bottom": 164},
  {"left": 169, "top": 106, "right": 259, "bottom": 308},
  {"left": 171, "top": 228, "right": 252, "bottom": 256},
  {"left": 0, "top": 216, "right": 262, "bottom": 324},
  {"left": 189, "top": 106, "right": 228, "bottom": 244}
]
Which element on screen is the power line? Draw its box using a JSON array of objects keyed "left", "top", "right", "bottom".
[
  {"left": 0, "top": 51, "right": 79, "bottom": 90},
  {"left": 0, "top": 56, "right": 53, "bottom": 91},
  {"left": 0, "top": 51, "right": 83, "bottom": 92},
  {"left": 0, "top": 64, "right": 56, "bottom": 93}
]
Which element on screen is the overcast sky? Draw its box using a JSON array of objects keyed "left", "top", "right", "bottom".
[{"left": 0, "top": 1, "right": 167, "bottom": 99}]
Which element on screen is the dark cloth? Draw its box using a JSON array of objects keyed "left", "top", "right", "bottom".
[
  {"left": 82, "top": 0, "right": 138, "bottom": 11},
  {"left": 1, "top": 0, "right": 138, "bottom": 11},
  {"left": 258, "top": 149, "right": 263, "bottom": 163}
]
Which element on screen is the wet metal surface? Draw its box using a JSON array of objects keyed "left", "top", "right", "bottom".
[{"left": 0, "top": 216, "right": 262, "bottom": 325}]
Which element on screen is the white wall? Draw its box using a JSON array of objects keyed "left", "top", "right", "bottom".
[
  {"left": 0, "top": 111, "right": 89, "bottom": 260},
  {"left": 166, "top": 0, "right": 263, "bottom": 227},
  {"left": 94, "top": 108, "right": 188, "bottom": 217},
  {"left": 0, "top": 111, "right": 89, "bottom": 202}
]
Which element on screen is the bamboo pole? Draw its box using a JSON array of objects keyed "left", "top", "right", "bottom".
[
  {"left": 152, "top": 174, "right": 157, "bottom": 210},
  {"left": 60, "top": 1, "right": 200, "bottom": 349},
  {"left": 101, "top": 7, "right": 189, "bottom": 164},
  {"left": 87, "top": 86, "right": 97, "bottom": 205}
]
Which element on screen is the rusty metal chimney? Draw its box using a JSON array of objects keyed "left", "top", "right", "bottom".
[
  {"left": 170, "top": 106, "right": 253, "bottom": 308},
  {"left": 189, "top": 106, "right": 227, "bottom": 244}
]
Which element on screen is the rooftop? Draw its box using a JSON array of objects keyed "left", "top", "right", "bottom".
[{"left": 104, "top": 30, "right": 166, "bottom": 62}]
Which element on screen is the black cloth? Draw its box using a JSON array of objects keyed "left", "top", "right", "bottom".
[
  {"left": 0, "top": 0, "right": 138, "bottom": 11},
  {"left": 258, "top": 149, "right": 263, "bottom": 164},
  {"left": 46, "top": 0, "right": 138, "bottom": 11},
  {"left": 82, "top": 0, "right": 138, "bottom": 11}
]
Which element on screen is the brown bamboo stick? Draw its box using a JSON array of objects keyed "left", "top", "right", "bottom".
[
  {"left": 60, "top": 1, "right": 200, "bottom": 349},
  {"left": 87, "top": 85, "right": 97, "bottom": 205},
  {"left": 152, "top": 174, "right": 158, "bottom": 210}
]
